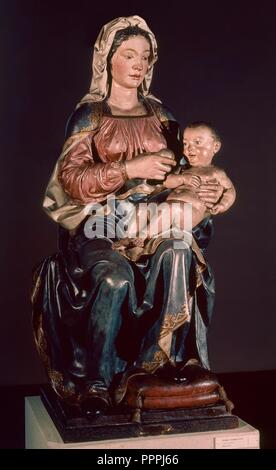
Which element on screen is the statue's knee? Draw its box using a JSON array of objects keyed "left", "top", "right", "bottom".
[
  {"left": 160, "top": 238, "right": 191, "bottom": 251},
  {"left": 93, "top": 263, "right": 133, "bottom": 291},
  {"left": 104, "top": 271, "right": 128, "bottom": 290}
]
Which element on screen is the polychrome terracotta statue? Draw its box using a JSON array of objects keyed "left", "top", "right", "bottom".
[{"left": 32, "top": 16, "right": 229, "bottom": 418}]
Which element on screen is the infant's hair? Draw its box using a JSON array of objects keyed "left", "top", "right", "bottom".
[{"left": 184, "top": 121, "right": 221, "bottom": 142}]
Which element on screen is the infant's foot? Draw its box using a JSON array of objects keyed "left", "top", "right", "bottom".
[
  {"left": 112, "top": 239, "right": 129, "bottom": 250},
  {"left": 131, "top": 238, "right": 145, "bottom": 248},
  {"left": 112, "top": 237, "right": 146, "bottom": 251}
]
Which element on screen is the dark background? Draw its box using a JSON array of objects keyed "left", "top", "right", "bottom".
[{"left": 1, "top": 0, "right": 275, "bottom": 387}]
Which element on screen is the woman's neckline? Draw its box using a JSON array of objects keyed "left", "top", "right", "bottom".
[{"left": 102, "top": 97, "right": 153, "bottom": 118}]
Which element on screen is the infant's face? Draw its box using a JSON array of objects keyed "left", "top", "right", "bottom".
[{"left": 183, "top": 126, "right": 220, "bottom": 167}]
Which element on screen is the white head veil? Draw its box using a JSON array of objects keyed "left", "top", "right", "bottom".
[{"left": 78, "top": 15, "right": 159, "bottom": 106}]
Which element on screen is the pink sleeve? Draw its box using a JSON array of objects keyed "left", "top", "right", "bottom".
[{"left": 58, "top": 135, "right": 127, "bottom": 203}]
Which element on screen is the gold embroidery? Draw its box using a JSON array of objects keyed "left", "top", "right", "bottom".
[
  {"left": 158, "top": 332, "right": 173, "bottom": 360},
  {"left": 148, "top": 100, "right": 171, "bottom": 127},
  {"left": 115, "top": 182, "right": 157, "bottom": 200},
  {"left": 191, "top": 237, "right": 206, "bottom": 270},
  {"left": 159, "top": 304, "right": 190, "bottom": 339},
  {"left": 33, "top": 312, "right": 50, "bottom": 370},
  {"left": 89, "top": 102, "right": 103, "bottom": 130},
  {"left": 48, "top": 370, "right": 76, "bottom": 400},
  {"left": 195, "top": 264, "right": 203, "bottom": 288},
  {"left": 31, "top": 275, "right": 41, "bottom": 305},
  {"left": 157, "top": 303, "right": 191, "bottom": 360},
  {"left": 48, "top": 369, "right": 63, "bottom": 390},
  {"left": 141, "top": 350, "right": 168, "bottom": 373},
  {"left": 69, "top": 128, "right": 91, "bottom": 136},
  {"left": 33, "top": 312, "right": 78, "bottom": 401}
]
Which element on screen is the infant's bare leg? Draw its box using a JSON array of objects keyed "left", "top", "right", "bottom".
[
  {"left": 129, "top": 200, "right": 202, "bottom": 239},
  {"left": 166, "top": 198, "right": 206, "bottom": 229},
  {"left": 125, "top": 203, "right": 173, "bottom": 240},
  {"left": 115, "top": 196, "right": 206, "bottom": 245},
  {"left": 112, "top": 206, "right": 149, "bottom": 250},
  {"left": 146, "top": 203, "right": 174, "bottom": 238}
]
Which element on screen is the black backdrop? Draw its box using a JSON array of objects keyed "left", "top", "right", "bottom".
[{"left": 1, "top": 0, "right": 275, "bottom": 385}]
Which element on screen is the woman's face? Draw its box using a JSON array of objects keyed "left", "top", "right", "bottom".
[{"left": 110, "top": 36, "right": 151, "bottom": 89}]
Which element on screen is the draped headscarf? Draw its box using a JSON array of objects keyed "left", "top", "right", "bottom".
[{"left": 78, "top": 15, "right": 159, "bottom": 106}]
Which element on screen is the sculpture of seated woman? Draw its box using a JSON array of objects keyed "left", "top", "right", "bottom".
[{"left": 31, "top": 16, "right": 224, "bottom": 418}]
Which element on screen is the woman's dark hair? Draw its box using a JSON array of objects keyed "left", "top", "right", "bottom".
[
  {"left": 185, "top": 121, "right": 221, "bottom": 142},
  {"left": 107, "top": 26, "right": 153, "bottom": 64},
  {"left": 106, "top": 26, "right": 153, "bottom": 93}
]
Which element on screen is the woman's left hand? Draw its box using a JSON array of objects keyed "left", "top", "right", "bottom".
[{"left": 196, "top": 179, "right": 224, "bottom": 209}]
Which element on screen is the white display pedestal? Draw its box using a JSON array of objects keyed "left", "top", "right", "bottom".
[{"left": 25, "top": 396, "right": 260, "bottom": 449}]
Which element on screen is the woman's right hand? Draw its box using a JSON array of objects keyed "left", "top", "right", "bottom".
[
  {"left": 197, "top": 179, "right": 224, "bottom": 208},
  {"left": 125, "top": 153, "right": 176, "bottom": 180}
]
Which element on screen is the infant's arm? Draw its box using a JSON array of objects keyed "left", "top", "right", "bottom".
[
  {"left": 164, "top": 173, "right": 186, "bottom": 189},
  {"left": 164, "top": 169, "right": 201, "bottom": 189},
  {"left": 210, "top": 168, "right": 236, "bottom": 215},
  {"left": 157, "top": 148, "right": 182, "bottom": 189}
]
